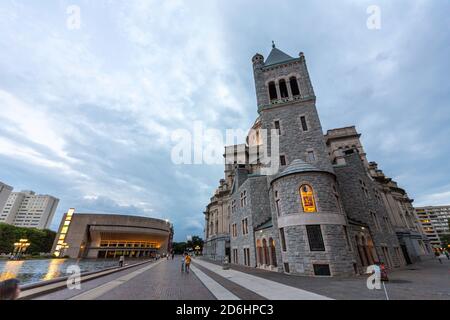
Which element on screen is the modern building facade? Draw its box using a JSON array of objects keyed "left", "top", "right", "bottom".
[
  {"left": 203, "top": 44, "right": 433, "bottom": 277},
  {"left": 0, "top": 190, "right": 59, "bottom": 229},
  {"left": 0, "top": 181, "right": 13, "bottom": 214},
  {"left": 415, "top": 206, "right": 450, "bottom": 248},
  {"left": 52, "top": 209, "right": 173, "bottom": 259}
]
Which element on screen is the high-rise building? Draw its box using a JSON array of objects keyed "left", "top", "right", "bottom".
[
  {"left": 0, "top": 181, "right": 13, "bottom": 213},
  {"left": 415, "top": 206, "right": 450, "bottom": 248},
  {"left": 0, "top": 190, "right": 59, "bottom": 229}
]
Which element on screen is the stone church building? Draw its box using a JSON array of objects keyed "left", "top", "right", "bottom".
[{"left": 203, "top": 44, "right": 433, "bottom": 276}]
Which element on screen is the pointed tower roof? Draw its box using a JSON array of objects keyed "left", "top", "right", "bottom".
[{"left": 264, "top": 41, "right": 296, "bottom": 66}]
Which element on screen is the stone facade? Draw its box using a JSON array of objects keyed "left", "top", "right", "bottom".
[
  {"left": 203, "top": 44, "right": 430, "bottom": 276},
  {"left": 325, "top": 126, "right": 433, "bottom": 264},
  {"left": 334, "top": 153, "right": 404, "bottom": 272}
]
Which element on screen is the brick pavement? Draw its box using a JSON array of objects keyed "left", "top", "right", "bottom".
[
  {"left": 34, "top": 256, "right": 450, "bottom": 300},
  {"left": 35, "top": 257, "right": 215, "bottom": 300},
  {"left": 198, "top": 257, "right": 450, "bottom": 300},
  {"left": 91, "top": 256, "right": 215, "bottom": 300}
]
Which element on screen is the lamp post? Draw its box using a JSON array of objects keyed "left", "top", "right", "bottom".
[
  {"left": 13, "top": 239, "right": 31, "bottom": 260},
  {"left": 60, "top": 243, "right": 69, "bottom": 258}
]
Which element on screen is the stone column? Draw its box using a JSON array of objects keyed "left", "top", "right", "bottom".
[
  {"left": 275, "top": 83, "right": 281, "bottom": 102},
  {"left": 296, "top": 78, "right": 302, "bottom": 97},
  {"left": 286, "top": 78, "right": 293, "bottom": 100},
  {"left": 268, "top": 243, "right": 273, "bottom": 268}
]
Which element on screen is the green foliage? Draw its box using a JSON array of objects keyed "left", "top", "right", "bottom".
[
  {"left": 172, "top": 242, "right": 187, "bottom": 254},
  {"left": 172, "top": 235, "right": 204, "bottom": 254},
  {"left": 0, "top": 223, "right": 56, "bottom": 254},
  {"left": 187, "top": 235, "right": 204, "bottom": 250},
  {"left": 440, "top": 233, "right": 450, "bottom": 249}
]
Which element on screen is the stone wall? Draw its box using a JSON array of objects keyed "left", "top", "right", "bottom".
[
  {"left": 334, "top": 153, "right": 403, "bottom": 270},
  {"left": 229, "top": 176, "right": 271, "bottom": 267},
  {"left": 270, "top": 171, "right": 354, "bottom": 276}
]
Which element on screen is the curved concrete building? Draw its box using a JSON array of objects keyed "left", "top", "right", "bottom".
[{"left": 52, "top": 209, "right": 173, "bottom": 259}]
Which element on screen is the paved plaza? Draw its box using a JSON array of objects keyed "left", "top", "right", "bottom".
[{"left": 34, "top": 256, "right": 450, "bottom": 300}]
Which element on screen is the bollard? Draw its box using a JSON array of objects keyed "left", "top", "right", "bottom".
[{"left": 222, "top": 256, "right": 230, "bottom": 270}]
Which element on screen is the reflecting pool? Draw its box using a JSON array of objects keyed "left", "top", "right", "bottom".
[{"left": 0, "top": 259, "right": 121, "bottom": 285}]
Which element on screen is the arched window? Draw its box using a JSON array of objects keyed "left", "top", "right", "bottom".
[
  {"left": 279, "top": 79, "right": 289, "bottom": 98},
  {"left": 356, "top": 235, "right": 368, "bottom": 266},
  {"left": 269, "top": 238, "right": 277, "bottom": 267},
  {"left": 268, "top": 82, "right": 278, "bottom": 101},
  {"left": 300, "top": 185, "right": 317, "bottom": 213},
  {"left": 262, "top": 239, "right": 269, "bottom": 265},
  {"left": 256, "top": 239, "right": 263, "bottom": 266},
  {"left": 290, "top": 77, "right": 300, "bottom": 96}
]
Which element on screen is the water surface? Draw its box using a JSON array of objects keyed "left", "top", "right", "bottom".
[{"left": 0, "top": 259, "right": 121, "bottom": 285}]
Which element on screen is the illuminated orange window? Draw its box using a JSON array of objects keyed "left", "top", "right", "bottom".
[{"left": 300, "top": 185, "right": 317, "bottom": 213}]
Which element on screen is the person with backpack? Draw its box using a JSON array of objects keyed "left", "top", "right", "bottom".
[{"left": 185, "top": 254, "right": 192, "bottom": 273}]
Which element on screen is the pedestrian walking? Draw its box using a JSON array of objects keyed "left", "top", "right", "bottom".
[
  {"left": 119, "top": 255, "right": 125, "bottom": 267},
  {"left": 0, "top": 278, "right": 21, "bottom": 300},
  {"left": 444, "top": 250, "right": 449, "bottom": 260},
  {"left": 434, "top": 250, "right": 442, "bottom": 264},
  {"left": 172, "top": 251, "right": 175, "bottom": 260},
  {"left": 181, "top": 253, "right": 186, "bottom": 272},
  {"left": 185, "top": 254, "right": 192, "bottom": 273},
  {"left": 379, "top": 262, "right": 389, "bottom": 281}
]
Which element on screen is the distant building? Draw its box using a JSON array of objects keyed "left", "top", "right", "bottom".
[
  {"left": 0, "top": 181, "right": 13, "bottom": 213},
  {"left": 415, "top": 206, "right": 450, "bottom": 248},
  {"left": 52, "top": 209, "right": 173, "bottom": 259},
  {"left": 0, "top": 190, "right": 59, "bottom": 229}
]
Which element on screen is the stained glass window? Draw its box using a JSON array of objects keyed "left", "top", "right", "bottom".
[{"left": 300, "top": 185, "right": 317, "bottom": 213}]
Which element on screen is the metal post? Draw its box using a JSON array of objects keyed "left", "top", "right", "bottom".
[{"left": 223, "top": 255, "right": 230, "bottom": 270}]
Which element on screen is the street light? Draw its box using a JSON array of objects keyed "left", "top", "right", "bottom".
[
  {"left": 13, "top": 239, "right": 31, "bottom": 260},
  {"left": 60, "top": 243, "right": 69, "bottom": 258}
]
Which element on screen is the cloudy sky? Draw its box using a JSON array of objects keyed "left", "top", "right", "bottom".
[{"left": 0, "top": 0, "right": 449, "bottom": 241}]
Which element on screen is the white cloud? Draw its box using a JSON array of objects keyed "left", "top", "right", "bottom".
[
  {"left": 0, "top": 0, "right": 448, "bottom": 241},
  {"left": 415, "top": 190, "right": 450, "bottom": 207}
]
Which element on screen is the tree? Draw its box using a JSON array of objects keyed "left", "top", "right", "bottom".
[
  {"left": 440, "top": 219, "right": 450, "bottom": 249},
  {"left": 0, "top": 223, "right": 56, "bottom": 254},
  {"left": 172, "top": 242, "right": 187, "bottom": 254},
  {"left": 440, "top": 234, "right": 450, "bottom": 249},
  {"left": 187, "top": 236, "right": 204, "bottom": 251}
]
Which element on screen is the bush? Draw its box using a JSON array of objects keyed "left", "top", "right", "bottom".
[{"left": 0, "top": 223, "right": 56, "bottom": 254}]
